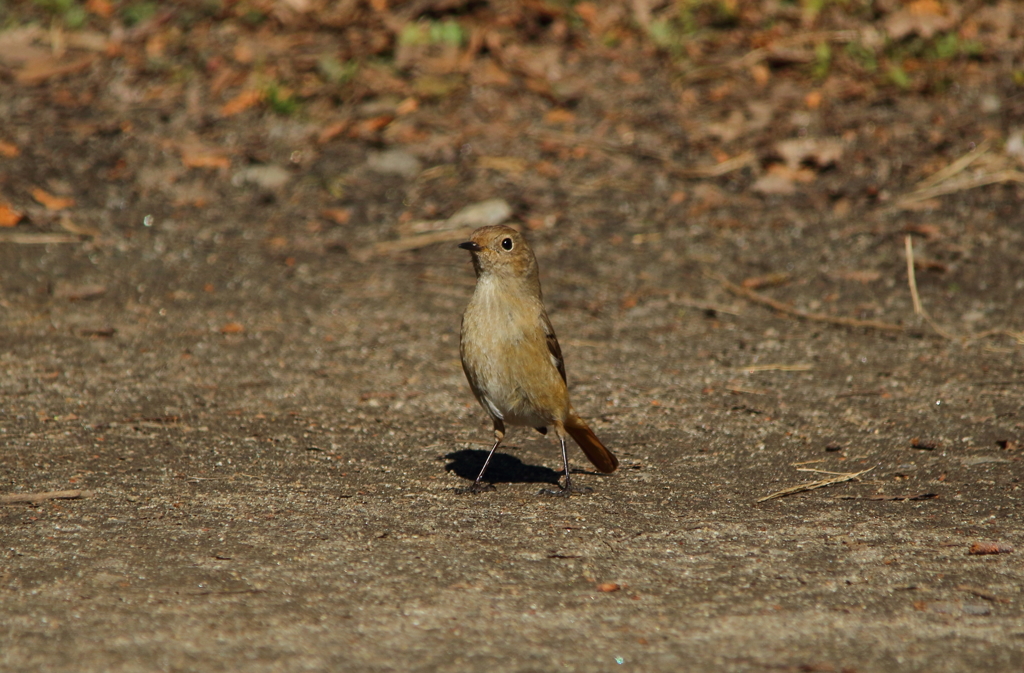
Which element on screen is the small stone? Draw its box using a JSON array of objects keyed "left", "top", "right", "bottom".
[
  {"left": 979, "top": 94, "right": 1001, "bottom": 114},
  {"left": 233, "top": 164, "right": 291, "bottom": 189},
  {"left": 446, "top": 198, "right": 512, "bottom": 229},
  {"left": 365, "top": 149, "right": 422, "bottom": 178},
  {"left": 962, "top": 603, "right": 992, "bottom": 616}
]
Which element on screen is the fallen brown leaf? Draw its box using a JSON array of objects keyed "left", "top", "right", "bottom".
[
  {"left": 596, "top": 583, "right": 621, "bottom": 592},
  {"left": 741, "top": 273, "right": 791, "bottom": 290},
  {"left": 56, "top": 284, "right": 107, "bottom": 301},
  {"left": 0, "top": 203, "right": 24, "bottom": 227},
  {"left": 886, "top": 0, "right": 958, "bottom": 40},
  {"left": 544, "top": 109, "right": 575, "bottom": 125},
  {"left": 220, "top": 89, "right": 265, "bottom": 117},
  {"left": 16, "top": 55, "right": 96, "bottom": 85},
  {"left": 0, "top": 140, "right": 19, "bottom": 157},
  {"left": 85, "top": 0, "right": 113, "bottom": 17},
  {"left": 968, "top": 542, "right": 1013, "bottom": 555},
  {"left": 350, "top": 116, "right": 394, "bottom": 138},
  {"left": 477, "top": 156, "right": 528, "bottom": 176},
  {"left": 318, "top": 121, "right": 349, "bottom": 144},
  {"left": 321, "top": 208, "right": 351, "bottom": 225},
  {"left": 31, "top": 187, "right": 76, "bottom": 210},
  {"left": 836, "top": 270, "right": 882, "bottom": 283},
  {"left": 220, "top": 322, "right": 245, "bottom": 334},
  {"left": 395, "top": 97, "right": 418, "bottom": 115},
  {"left": 181, "top": 150, "right": 231, "bottom": 170},
  {"left": 751, "top": 164, "right": 798, "bottom": 195},
  {"left": 358, "top": 63, "right": 408, "bottom": 96},
  {"left": 232, "top": 41, "right": 254, "bottom": 64},
  {"left": 0, "top": 26, "right": 47, "bottom": 67},
  {"left": 470, "top": 58, "right": 511, "bottom": 87}
]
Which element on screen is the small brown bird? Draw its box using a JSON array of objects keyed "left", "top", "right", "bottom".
[{"left": 458, "top": 225, "right": 618, "bottom": 494}]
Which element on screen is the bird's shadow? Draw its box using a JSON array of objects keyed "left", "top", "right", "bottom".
[{"left": 445, "top": 449, "right": 561, "bottom": 486}]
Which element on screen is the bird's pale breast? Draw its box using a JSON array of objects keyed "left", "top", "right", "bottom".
[{"left": 461, "top": 275, "right": 569, "bottom": 428}]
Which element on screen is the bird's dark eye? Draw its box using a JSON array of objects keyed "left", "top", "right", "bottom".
[{"left": 501, "top": 237, "right": 514, "bottom": 251}]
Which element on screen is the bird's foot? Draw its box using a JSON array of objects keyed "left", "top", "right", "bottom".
[{"left": 538, "top": 482, "right": 593, "bottom": 497}]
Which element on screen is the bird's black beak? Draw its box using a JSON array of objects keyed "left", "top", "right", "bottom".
[{"left": 458, "top": 241, "right": 483, "bottom": 252}]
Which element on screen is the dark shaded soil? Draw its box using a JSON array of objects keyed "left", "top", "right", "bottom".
[{"left": 2, "top": 1, "right": 1023, "bottom": 670}]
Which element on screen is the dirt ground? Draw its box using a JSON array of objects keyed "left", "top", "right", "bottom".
[{"left": 2, "top": 1, "right": 1023, "bottom": 671}]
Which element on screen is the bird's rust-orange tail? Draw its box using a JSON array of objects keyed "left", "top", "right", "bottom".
[{"left": 565, "top": 413, "right": 618, "bottom": 473}]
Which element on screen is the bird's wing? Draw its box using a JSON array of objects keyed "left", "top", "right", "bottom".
[{"left": 541, "top": 312, "right": 567, "bottom": 384}]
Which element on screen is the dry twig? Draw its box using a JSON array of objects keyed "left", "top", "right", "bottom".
[
  {"left": 915, "top": 141, "right": 991, "bottom": 192},
  {"left": 904, "top": 236, "right": 1022, "bottom": 346},
  {"left": 684, "top": 30, "right": 858, "bottom": 82},
  {"left": 892, "top": 142, "right": 1024, "bottom": 210},
  {"left": 966, "top": 329, "right": 1024, "bottom": 345},
  {"left": 905, "top": 235, "right": 923, "bottom": 316},
  {"left": 0, "top": 232, "right": 83, "bottom": 244},
  {"left": 724, "top": 385, "right": 769, "bottom": 395},
  {"left": 735, "top": 363, "right": 813, "bottom": 373},
  {"left": 527, "top": 129, "right": 756, "bottom": 179},
  {"left": 668, "top": 151, "right": 756, "bottom": 179},
  {"left": 1, "top": 489, "right": 93, "bottom": 504},
  {"left": 904, "top": 235, "right": 957, "bottom": 340},
  {"left": 757, "top": 467, "right": 874, "bottom": 503},
  {"left": 718, "top": 275, "right": 904, "bottom": 333},
  {"left": 898, "top": 170, "right": 1024, "bottom": 207},
  {"left": 356, "top": 226, "right": 477, "bottom": 260},
  {"left": 955, "top": 585, "right": 1012, "bottom": 604}
]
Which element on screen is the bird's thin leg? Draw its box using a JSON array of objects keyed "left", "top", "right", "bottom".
[
  {"left": 471, "top": 436, "right": 501, "bottom": 490},
  {"left": 463, "top": 423, "right": 503, "bottom": 493},
  {"left": 558, "top": 434, "right": 572, "bottom": 492},
  {"left": 539, "top": 431, "right": 579, "bottom": 497},
  {"left": 539, "top": 424, "right": 591, "bottom": 497}
]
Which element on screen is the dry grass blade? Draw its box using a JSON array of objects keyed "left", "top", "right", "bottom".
[
  {"left": 905, "top": 237, "right": 1021, "bottom": 345},
  {"left": 904, "top": 235, "right": 957, "bottom": 340},
  {"left": 892, "top": 141, "right": 1024, "bottom": 210},
  {"left": 914, "top": 141, "right": 990, "bottom": 192},
  {"left": 1, "top": 489, "right": 93, "bottom": 504},
  {"left": 905, "top": 234, "right": 923, "bottom": 315},
  {"left": 967, "top": 329, "right": 1024, "bottom": 345},
  {"left": 717, "top": 275, "right": 904, "bottom": 333},
  {"left": 955, "top": 585, "right": 1013, "bottom": 604},
  {"left": 0, "top": 232, "right": 83, "bottom": 244},
  {"left": 724, "top": 385, "right": 769, "bottom": 395},
  {"left": 669, "top": 150, "right": 756, "bottom": 179},
  {"left": 527, "top": 129, "right": 670, "bottom": 162},
  {"left": 685, "top": 30, "right": 857, "bottom": 81},
  {"left": 757, "top": 467, "right": 874, "bottom": 503},
  {"left": 895, "top": 170, "right": 1024, "bottom": 209},
  {"left": 356, "top": 227, "right": 477, "bottom": 260},
  {"left": 527, "top": 130, "right": 755, "bottom": 179},
  {"left": 735, "top": 363, "right": 813, "bottom": 372},
  {"left": 795, "top": 468, "right": 862, "bottom": 476}
]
